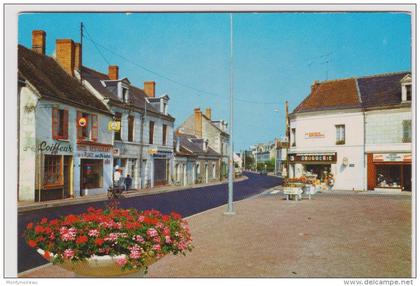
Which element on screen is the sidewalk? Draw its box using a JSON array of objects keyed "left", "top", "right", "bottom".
[
  {"left": 18, "top": 176, "right": 248, "bottom": 213},
  {"left": 19, "top": 189, "right": 411, "bottom": 278}
]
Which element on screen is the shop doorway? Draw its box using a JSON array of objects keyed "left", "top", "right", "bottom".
[
  {"left": 403, "top": 165, "right": 412, "bottom": 192},
  {"left": 305, "top": 164, "right": 331, "bottom": 181},
  {"left": 63, "top": 156, "right": 72, "bottom": 198},
  {"left": 154, "top": 159, "right": 168, "bottom": 186}
]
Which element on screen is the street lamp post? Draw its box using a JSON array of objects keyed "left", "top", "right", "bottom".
[{"left": 225, "top": 13, "right": 235, "bottom": 216}]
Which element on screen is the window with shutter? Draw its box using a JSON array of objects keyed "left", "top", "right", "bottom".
[
  {"left": 402, "top": 120, "right": 411, "bottom": 143},
  {"left": 91, "top": 114, "right": 98, "bottom": 141},
  {"left": 62, "top": 109, "right": 69, "bottom": 139},
  {"left": 149, "top": 121, "right": 155, "bottom": 144},
  {"left": 52, "top": 108, "right": 59, "bottom": 139},
  {"left": 77, "top": 111, "right": 83, "bottom": 139}
]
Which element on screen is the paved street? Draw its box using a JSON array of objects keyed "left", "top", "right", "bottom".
[
  {"left": 21, "top": 190, "right": 411, "bottom": 278},
  {"left": 18, "top": 172, "right": 281, "bottom": 273}
]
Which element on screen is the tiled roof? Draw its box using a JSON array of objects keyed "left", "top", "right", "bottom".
[
  {"left": 293, "top": 78, "right": 360, "bottom": 113},
  {"left": 357, "top": 72, "right": 410, "bottom": 108},
  {"left": 293, "top": 71, "right": 412, "bottom": 114},
  {"left": 82, "top": 66, "right": 175, "bottom": 121},
  {"left": 175, "top": 133, "right": 221, "bottom": 157},
  {"left": 18, "top": 45, "right": 111, "bottom": 114}
]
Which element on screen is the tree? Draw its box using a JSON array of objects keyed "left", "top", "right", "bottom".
[{"left": 244, "top": 155, "right": 255, "bottom": 170}]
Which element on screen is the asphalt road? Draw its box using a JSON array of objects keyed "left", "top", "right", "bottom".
[{"left": 18, "top": 172, "right": 282, "bottom": 273}]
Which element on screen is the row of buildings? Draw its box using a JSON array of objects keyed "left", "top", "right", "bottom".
[
  {"left": 287, "top": 71, "right": 412, "bottom": 192},
  {"left": 18, "top": 30, "right": 229, "bottom": 202}
]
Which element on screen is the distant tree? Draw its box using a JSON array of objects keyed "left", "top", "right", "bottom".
[{"left": 244, "top": 155, "right": 255, "bottom": 170}]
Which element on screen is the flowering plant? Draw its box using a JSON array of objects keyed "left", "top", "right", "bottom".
[{"left": 24, "top": 207, "right": 193, "bottom": 272}]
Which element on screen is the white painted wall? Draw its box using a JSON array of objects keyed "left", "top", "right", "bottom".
[{"left": 289, "top": 110, "right": 365, "bottom": 190}]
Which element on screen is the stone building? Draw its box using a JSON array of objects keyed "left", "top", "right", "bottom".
[
  {"left": 18, "top": 31, "right": 114, "bottom": 202},
  {"left": 177, "top": 108, "right": 230, "bottom": 179}
]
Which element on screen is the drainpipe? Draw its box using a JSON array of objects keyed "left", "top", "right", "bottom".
[{"left": 363, "top": 111, "right": 367, "bottom": 191}]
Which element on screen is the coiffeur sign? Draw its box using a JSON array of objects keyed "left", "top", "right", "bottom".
[{"left": 38, "top": 141, "right": 72, "bottom": 154}]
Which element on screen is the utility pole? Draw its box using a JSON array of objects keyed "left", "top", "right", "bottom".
[
  {"left": 225, "top": 13, "right": 235, "bottom": 216},
  {"left": 285, "top": 101, "right": 290, "bottom": 178},
  {"left": 80, "top": 22, "right": 84, "bottom": 83}
]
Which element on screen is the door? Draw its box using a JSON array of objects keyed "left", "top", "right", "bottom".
[
  {"left": 403, "top": 165, "right": 412, "bottom": 192},
  {"left": 63, "top": 156, "right": 71, "bottom": 198},
  {"left": 154, "top": 159, "right": 167, "bottom": 186}
]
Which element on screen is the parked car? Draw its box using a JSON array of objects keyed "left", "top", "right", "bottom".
[{"left": 259, "top": 170, "right": 267, "bottom": 175}]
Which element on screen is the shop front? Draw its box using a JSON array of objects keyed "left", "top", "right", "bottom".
[
  {"left": 75, "top": 142, "right": 113, "bottom": 196},
  {"left": 113, "top": 144, "right": 141, "bottom": 189},
  {"left": 150, "top": 150, "right": 173, "bottom": 187},
  {"left": 35, "top": 140, "right": 74, "bottom": 201},
  {"left": 367, "top": 153, "right": 412, "bottom": 192},
  {"left": 288, "top": 152, "right": 337, "bottom": 182}
]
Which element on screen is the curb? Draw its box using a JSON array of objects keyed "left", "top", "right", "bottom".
[{"left": 18, "top": 176, "right": 249, "bottom": 213}]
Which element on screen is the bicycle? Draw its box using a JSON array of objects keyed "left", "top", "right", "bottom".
[{"left": 107, "top": 185, "right": 126, "bottom": 200}]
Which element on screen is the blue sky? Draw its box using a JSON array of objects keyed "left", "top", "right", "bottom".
[{"left": 19, "top": 12, "right": 411, "bottom": 151}]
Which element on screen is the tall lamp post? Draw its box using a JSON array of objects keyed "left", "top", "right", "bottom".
[{"left": 225, "top": 13, "right": 235, "bottom": 215}]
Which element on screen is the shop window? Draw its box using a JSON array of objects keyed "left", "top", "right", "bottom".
[
  {"left": 291, "top": 128, "right": 296, "bottom": 147},
  {"left": 402, "top": 120, "right": 411, "bottom": 143},
  {"left": 149, "top": 121, "right": 155, "bottom": 144},
  {"left": 43, "top": 155, "right": 63, "bottom": 188},
  {"left": 52, "top": 108, "right": 68, "bottom": 140},
  {"left": 335, "top": 125, "right": 345, "bottom": 145},
  {"left": 77, "top": 111, "right": 98, "bottom": 141},
  {"left": 128, "top": 115, "right": 134, "bottom": 142},
  {"left": 376, "top": 165, "right": 401, "bottom": 188},
  {"left": 81, "top": 159, "right": 103, "bottom": 189},
  {"left": 114, "top": 112, "right": 122, "bottom": 141},
  {"left": 162, "top": 124, "right": 167, "bottom": 145}
]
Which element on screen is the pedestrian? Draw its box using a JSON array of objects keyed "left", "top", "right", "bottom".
[
  {"left": 113, "top": 166, "right": 122, "bottom": 187},
  {"left": 327, "top": 174, "right": 335, "bottom": 191},
  {"left": 124, "top": 174, "right": 133, "bottom": 191}
]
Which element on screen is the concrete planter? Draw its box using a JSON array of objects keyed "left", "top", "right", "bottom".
[
  {"left": 37, "top": 249, "right": 152, "bottom": 277},
  {"left": 283, "top": 186, "right": 303, "bottom": 201}
]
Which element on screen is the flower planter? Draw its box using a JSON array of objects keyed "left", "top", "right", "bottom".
[
  {"left": 37, "top": 249, "right": 154, "bottom": 277},
  {"left": 283, "top": 186, "right": 303, "bottom": 201}
]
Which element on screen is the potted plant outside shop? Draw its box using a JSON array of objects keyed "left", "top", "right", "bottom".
[{"left": 24, "top": 207, "right": 193, "bottom": 277}]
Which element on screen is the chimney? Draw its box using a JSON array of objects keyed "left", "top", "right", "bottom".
[
  {"left": 194, "top": 108, "right": 202, "bottom": 138},
  {"left": 74, "top": 43, "right": 82, "bottom": 72},
  {"left": 32, "top": 30, "right": 46, "bottom": 55},
  {"left": 205, "top": 107, "right": 212, "bottom": 120},
  {"left": 56, "top": 39, "right": 75, "bottom": 76},
  {"left": 108, "top": 65, "right": 119, "bottom": 80},
  {"left": 144, "top": 81, "right": 156, "bottom": 97},
  {"left": 311, "top": 80, "right": 320, "bottom": 93}
]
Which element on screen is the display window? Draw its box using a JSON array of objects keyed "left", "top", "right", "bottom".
[
  {"left": 376, "top": 165, "right": 401, "bottom": 188},
  {"left": 43, "top": 155, "right": 64, "bottom": 188},
  {"left": 81, "top": 159, "right": 103, "bottom": 189}
]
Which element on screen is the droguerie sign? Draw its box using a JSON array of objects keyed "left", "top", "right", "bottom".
[
  {"left": 304, "top": 132, "right": 325, "bottom": 139},
  {"left": 38, "top": 141, "right": 72, "bottom": 154}
]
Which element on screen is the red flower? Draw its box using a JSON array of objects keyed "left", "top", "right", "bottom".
[
  {"left": 40, "top": 217, "right": 48, "bottom": 224},
  {"left": 43, "top": 250, "right": 51, "bottom": 260},
  {"left": 162, "top": 215, "right": 170, "bottom": 222},
  {"left": 49, "top": 219, "right": 59, "bottom": 226},
  {"left": 64, "top": 214, "right": 79, "bottom": 224},
  {"left": 170, "top": 212, "right": 182, "bottom": 220},
  {"left": 76, "top": 235, "right": 88, "bottom": 244},
  {"left": 95, "top": 238, "right": 104, "bottom": 246},
  {"left": 26, "top": 223, "right": 34, "bottom": 229},
  {"left": 28, "top": 240, "right": 37, "bottom": 248},
  {"left": 35, "top": 225, "right": 44, "bottom": 234}
]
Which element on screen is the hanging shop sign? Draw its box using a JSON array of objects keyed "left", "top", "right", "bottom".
[
  {"left": 113, "top": 148, "right": 120, "bottom": 156},
  {"left": 108, "top": 121, "right": 121, "bottom": 131},
  {"left": 78, "top": 117, "right": 87, "bottom": 127},
  {"left": 288, "top": 152, "right": 337, "bottom": 163},
  {"left": 148, "top": 149, "right": 158, "bottom": 155},
  {"left": 373, "top": 153, "right": 411, "bottom": 163},
  {"left": 38, "top": 140, "right": 73, "bottom": 155},
  {"left": 304, "top": 132, "right": 325, "bottom": 139}
]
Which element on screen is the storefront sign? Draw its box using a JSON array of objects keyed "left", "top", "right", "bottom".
[
  {"left": 78, "top": 117, "right": 87, "bottom": 127},
  {"left": 289, "top": 152, "right": 337, "bottom": 163},
  {"left": 78, "top": 144, "right": 113, "bottom": 153},
  {"left": 373, "top": 153, "right": 411, "bottom": 163},
  {"left": 77, "top": 151, "right": 112, "bottom": 159},
  {"left": 153, "top": 150, "right": 173, "bottom": 159},
  {"left": 304, "top": 132, "right": 325, "bottom": 139},
  {"left": 148, "top": 149, "right": 158, "bottom": 155},
  {"left": 38, "top": 140, "right": 72, "bottom": 154}
]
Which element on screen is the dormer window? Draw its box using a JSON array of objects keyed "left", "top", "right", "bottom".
[
  {"left": 122, "top": 87, "right": 129, "bottom": 103},
  {"left": 401, "top": 74, "right": 412, "bottom": 102},
  {"left": 163, "top": 102, "right": 168, "bottom": 115}
]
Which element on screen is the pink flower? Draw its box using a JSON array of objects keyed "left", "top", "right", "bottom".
[
  {"left": 147, "top": 228, "right": 158, "bottom": 238},
  {"left": 63, "top": 249, "right": 75, "bottom": 259},
  {"left": 152, "top": 244, "right": 161, "bottom": 251},
  {"left": 60, "top": 227, "right": 76, "bottom": 241},
  {"left": 105, "top": 233, "right": 119, "bottom": 241},
  {"left": 137, "top": 215, "right": 145, "bottom": 222},
  {"left": 116, "top": 257, "right": 127, "bottom": 266},
  {"left": 156, "top": 222, "right": 164, "bottom": 229},
  {"left": 165, "top": 236, "right": 172, "bottom": 244},
  {"left": 133, "top": 235, "right": 145, "bottom": 243},
  {"left": 128, "top": 245, "right": 143, "bottom": 259},
  {"left": 163, "top": 227, "right": 170, "bottom": 236},
  {"left": 88, "top": 229, "right": 99, "bottom": 237},
  {"left": 153, "top": 236, "right": 161, "bottom": 243}
]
